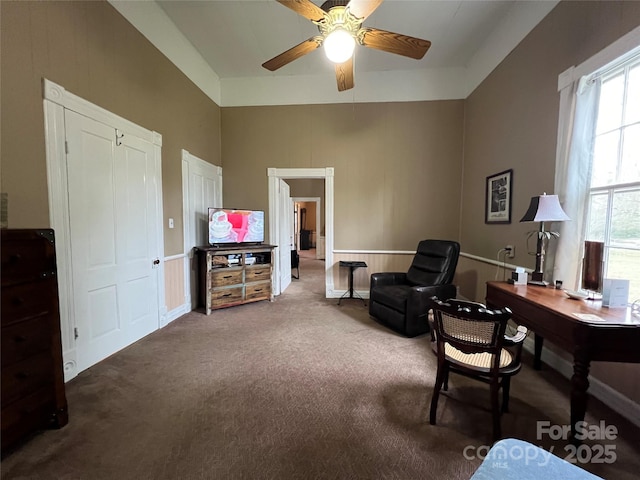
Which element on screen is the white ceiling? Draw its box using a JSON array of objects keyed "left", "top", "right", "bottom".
[{"left": 110, "top": 0, "right": 559, "bottom": 106}]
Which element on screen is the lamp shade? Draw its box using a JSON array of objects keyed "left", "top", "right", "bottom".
[{"left": 519, "top": 194, "right": 570, "bottom": 223}]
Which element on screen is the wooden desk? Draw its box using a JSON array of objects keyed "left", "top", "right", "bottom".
[{"left": 486, "top": 281, "right": 640, "bottom": 438}]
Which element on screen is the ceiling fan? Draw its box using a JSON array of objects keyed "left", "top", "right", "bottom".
[{"left": 262, "top": 0, "right": 431, "bottom": 91}]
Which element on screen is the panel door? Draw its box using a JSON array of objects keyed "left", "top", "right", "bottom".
[
  {"left": 278, "top": 179, "right": 292, "bottom": 293},
  {"left": 65, "top": 110, "right": 161, "bottom": 373},
  {"left": 184, "top": 153, "right": 222, "bottom": 308}
]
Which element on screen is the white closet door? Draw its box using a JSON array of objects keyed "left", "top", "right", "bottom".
[
  {"left": 182, "top": 150, "right": 222, "bottom": 309},
  {"left": 65, "top": 109, "right": 161, "bottom": 372}
]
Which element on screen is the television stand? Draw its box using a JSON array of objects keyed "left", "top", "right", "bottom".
[{"left": 195, "top": 244, "right": 276, "bottom": 314}]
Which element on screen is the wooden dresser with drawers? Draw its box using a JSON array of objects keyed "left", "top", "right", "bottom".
[
  {"left": 1, "top": 229, "right": 68, "bottom": 452},
  {"left": 196, "top": 244, "right": 275, "bottom": 315}
]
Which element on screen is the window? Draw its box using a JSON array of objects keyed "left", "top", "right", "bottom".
[{"left": 585, "top": 58, "right": 640, "bottom": 303}]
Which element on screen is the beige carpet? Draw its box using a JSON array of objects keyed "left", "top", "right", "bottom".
[{"left": 1, "top": 253, "right": 639, "bottom": 479}]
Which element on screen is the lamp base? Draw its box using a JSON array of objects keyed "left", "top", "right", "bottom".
[{"left": 527, "top": 271, "right": 548, "bottom": 287}]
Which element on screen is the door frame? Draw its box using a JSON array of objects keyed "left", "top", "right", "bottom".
[
  {"left": 43, "top": 78, "right": 165, "bottom": 381},
  {"left": 267, "top": 168, "right": 334, "bottom": 297}
]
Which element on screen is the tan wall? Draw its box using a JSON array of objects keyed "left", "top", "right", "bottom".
[
  {"left": 289, "top": 178, "right": 325, "bottom": 235},
  {"left": 461, "top": 0, "right": 640, "bottom": 267},
  {"left": 298, "top": 202, "right": 317, "bottom": 235},
  {"left": 0, "top": 0, "right": 222, "bottom": 256},
  {"left": 288, "top": 179, "right": 325, "bottom": 200},
  {"left": 461, "top": 0, "right": 640, "bottom": 405},
  {"left": 333, "top": 251, "right": 415, "bottom": 293},
  {"left": 221, "top": 101, "right": 465, "bottom": 250}
]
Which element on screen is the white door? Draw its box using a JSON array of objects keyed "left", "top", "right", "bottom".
[
  {"left": 278, "top": 179, "right": 292, "bottom": 293},
  {"left": 183, "top": 151, "right": 222, "bottom": 309},
  {"left": 65, "top": 110, "right": 161, "bottom": 372}
]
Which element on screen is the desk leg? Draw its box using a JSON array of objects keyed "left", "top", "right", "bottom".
[
  {"left": 570, "top": 347, "right": 591, "bottom": 444},
  {"left": 534, "top": 334, "right": 544, "bottom": 370}
]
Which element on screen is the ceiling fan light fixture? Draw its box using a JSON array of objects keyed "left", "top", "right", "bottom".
[
  {"left": 264, "top": 0, "right": 431, "bottom": 91},
  {"left": 323, "top": 28, "right": 356, "bottom": 63}
]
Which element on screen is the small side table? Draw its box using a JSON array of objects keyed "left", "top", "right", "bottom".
[{"left": 338, "top": 260, "right": 367, "bottom": 306}]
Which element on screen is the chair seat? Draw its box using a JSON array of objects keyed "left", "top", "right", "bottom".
[
  {"left": 430, "top": 341, "right": 520, "bottom": 374},
  {"left": 371, "top": 285, "right": 410, "bottom": 312},
  {"left": 445, "top": 343, "right": 514, "bottom": 369}
]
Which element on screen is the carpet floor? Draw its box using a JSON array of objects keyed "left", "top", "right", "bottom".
[{"left": 1, "top": 252, "right": 639, "bottom": 479}]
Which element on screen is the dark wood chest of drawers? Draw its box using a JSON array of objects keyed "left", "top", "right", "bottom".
[{"left": 1, "top": 229, "right": 68, "bottom": 452}]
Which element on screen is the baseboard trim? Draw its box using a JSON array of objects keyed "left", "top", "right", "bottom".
[
  {"left": 165, "top": 303, "right": 191, "bottom": 325},
  {"left": 523, "top": 337, "right": 640, "bottom": 428}
]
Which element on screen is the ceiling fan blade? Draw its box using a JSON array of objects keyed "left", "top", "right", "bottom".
[
  {"left": 276, "top": 0, "right": 326, "bottom": 21},
  {"left": 361, "top": 28, "right": 431, "bottom": 60},
  {"left": 335, "top": 57, "right": 354, "bottom": 91},
  {"left": 262, "top": 37, "right": 323, "bottom": 71},
  {"left": 347, "top": 0, "right": 383, "bottom": 20}
]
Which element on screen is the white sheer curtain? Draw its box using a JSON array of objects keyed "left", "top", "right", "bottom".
[{"left": 551, "top": 76, "right": 601, "bottom": 289}]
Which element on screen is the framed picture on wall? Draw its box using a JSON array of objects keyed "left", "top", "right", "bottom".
[{"left": 485, "top": 169, "right": 513, "bottom": 224}]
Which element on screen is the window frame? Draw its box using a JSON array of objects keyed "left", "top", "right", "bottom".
[
  {"left": 553, "top": 27, "right": 640, "bottom": 297},
  {"left": 584, "top": 57, "right": 640, "bottom": 300}
]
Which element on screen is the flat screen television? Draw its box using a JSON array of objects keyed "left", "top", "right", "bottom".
[{"left": 208, "top": 208, "right": 265, "bottom": 246}]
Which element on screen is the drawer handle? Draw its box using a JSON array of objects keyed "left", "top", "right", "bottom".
[
  {"left": 9, "top": 253, "right": 22, "bottom": 263},
  {"left": 254, "top": 289, "right": 263, "bottom": 292},
  {"left": 223, "top": 275, "right": 233, "bottom": 279},
  {"left": 15, "top": 372, "right": 29, "bottom": 380},
  {"left": 254, "top": 271, "right": 264, "bottom": 275},
  {"left": 222, "top": 293, "right": 232, "bottom": 297},
  {"left": 14, "top": 335, "right": 27, "bottom": 343}
]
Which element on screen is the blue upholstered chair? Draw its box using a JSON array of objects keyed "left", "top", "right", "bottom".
[{"left": 470, "top": 438, "right": 603, "bottom": 479}]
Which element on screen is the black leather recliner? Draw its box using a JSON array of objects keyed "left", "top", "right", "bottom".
[{"left": 368, "top": 239, "right": 460, "bottom": 337}]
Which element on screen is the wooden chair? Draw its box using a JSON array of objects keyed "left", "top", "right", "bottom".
[{"left": 428, "top": 297, "right": 527, "bottom": 440}]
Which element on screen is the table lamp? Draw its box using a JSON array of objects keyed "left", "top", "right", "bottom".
[{"left": 520, "top": 193, "right": 570, "bottom": 286}]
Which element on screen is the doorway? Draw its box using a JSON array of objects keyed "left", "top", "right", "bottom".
[
  {"left": 267, "top": 168, "right": 335, "bottom": 298},
  {"left": 293, "top": 197, "right": 321, "bottom": 256}
]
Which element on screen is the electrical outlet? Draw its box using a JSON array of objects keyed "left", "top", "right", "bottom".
[{"left": 505, "top": 245, "right": 515, "bottom": 258}]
